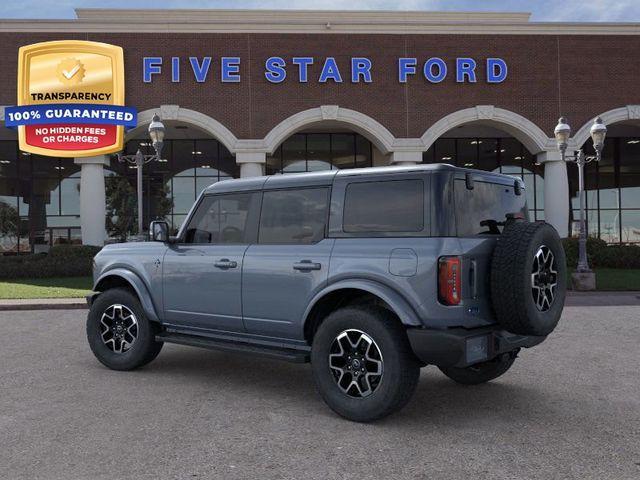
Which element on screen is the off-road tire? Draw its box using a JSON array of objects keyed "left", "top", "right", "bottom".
[
  {"left": 87, "top": 288, "right": 163, "bottom": 371},
  {"left": 491, "top": 221, "right": 567, "bottom": 336},
  {"left": 311, "top": 306, "right": 420, "bottom": 422},
  {"left": 439, "top": 353, "right": 516, "bottom": 385}
]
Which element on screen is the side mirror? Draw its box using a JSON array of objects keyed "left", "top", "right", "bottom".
[{"left": 150, "top": 221, "right": 169, "bottom": 242}]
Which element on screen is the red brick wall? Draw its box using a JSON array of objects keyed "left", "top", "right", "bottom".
[{"left": 0, "top": 32, "right": 638, "bottom": 140}]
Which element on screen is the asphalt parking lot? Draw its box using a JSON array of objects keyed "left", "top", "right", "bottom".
[{"left": 1, "top": 305, "right": 639, "bottom": 480}]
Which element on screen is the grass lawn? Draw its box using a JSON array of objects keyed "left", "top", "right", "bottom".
[
  {"left": 584, "top": 268, "right": 640, "bottom": 291},
  {"left": 0, "top": 268, "right": 637, "bottom": 300},
  {"left": 0, "top": 276, "right": 93, "bottom": 299}
]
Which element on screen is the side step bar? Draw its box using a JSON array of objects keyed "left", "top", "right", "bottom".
[{"left": 156, "top": 332, "right": 310, "bottom": 363}]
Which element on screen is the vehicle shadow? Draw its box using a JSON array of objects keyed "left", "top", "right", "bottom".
[{"left": 125, "top": 345, "right": 601, "bottom": 431}]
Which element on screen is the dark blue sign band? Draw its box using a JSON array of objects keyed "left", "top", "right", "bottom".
[{"left": 4, "top": 104, "right": 137, "bottom": 128}]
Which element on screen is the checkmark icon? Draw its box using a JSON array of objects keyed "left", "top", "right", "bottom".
[{"left": 62, "top": 64, "right": 80, "bottom": 79}]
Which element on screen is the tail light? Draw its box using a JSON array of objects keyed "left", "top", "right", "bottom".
[{"left": 438, "top": 256, "right": 461, "bottom": 305}]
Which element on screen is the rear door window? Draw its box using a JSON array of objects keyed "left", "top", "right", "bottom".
[
  {"left": 343, "top": 179, "right": 424, "bottom": 233},
  {"left": 454, "top": 179, "right": 527, "bottom": 236},
  {"left": 258, "top": 188, "right": 329, "bottom": 244}
]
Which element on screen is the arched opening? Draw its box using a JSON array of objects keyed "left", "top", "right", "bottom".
[
  {"left": 422, "top": 123, "right": 546, "bottom": 221},
  {"left": 265, "top": 124, "right": 387, "bottom": 175},
  {"left": 262, "top": 106, "right": 395, "bottom": 174},
  {"left": 114, "top": 120, "right": 240, "bottom": 237},
  {"left": 573, "top": 120, "right": 640, "bottom": 244},
  {"left": 0, "top": 126, "right": 83, "bottom": 254}
]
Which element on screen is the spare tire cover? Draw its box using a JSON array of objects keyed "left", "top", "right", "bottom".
[{"left": 490, "top": 221, "right": 567, "bottom": 336}]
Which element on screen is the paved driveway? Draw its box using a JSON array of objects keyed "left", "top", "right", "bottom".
[{"left": 0, "top": 306, "right": 639, "bottom": 480}]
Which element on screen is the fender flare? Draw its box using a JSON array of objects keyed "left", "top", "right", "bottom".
[
  {"left": 302, "top": 279, "right": 423, "bottom": 330},
  {"left": 92, "top": 268, "right": 160, "bottom": 322}
]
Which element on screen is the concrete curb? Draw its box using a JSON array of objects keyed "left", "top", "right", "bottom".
[
  {"left": 0, "top": 291, "right": 638, "bottom": 312},
  {"left": 0, "top": 298, "right": 88, "bottom": 311},
  {"left": 565, "top": 291, "right": 640, "bottom": 307}
]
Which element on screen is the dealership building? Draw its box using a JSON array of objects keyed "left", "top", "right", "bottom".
[{"left": 0, "top": 8, "right": 639, "bottom": 251}]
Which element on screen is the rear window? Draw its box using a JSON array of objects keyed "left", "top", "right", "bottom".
[
  {"left": 454, "top": 179, "right": 527, "bottom": 236},
  {"left": 343, "top": 179, "right": 424, "bottom": 233}
]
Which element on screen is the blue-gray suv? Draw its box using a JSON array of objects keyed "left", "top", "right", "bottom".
[{"left": 87, "top": 164, "right": 566, "bottom": 422}]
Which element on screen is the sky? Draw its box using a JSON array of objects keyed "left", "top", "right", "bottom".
[{"left": 0, "top": 0, "right": 639, "bottom": 22}]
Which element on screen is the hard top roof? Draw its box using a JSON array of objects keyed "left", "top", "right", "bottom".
[{"left": 203, "top": 163, "right": 521, "bottom": 194}]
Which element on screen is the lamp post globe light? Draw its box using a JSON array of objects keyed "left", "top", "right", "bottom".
[
  {"left": 554, "top": 116, "right": 607, "bottom": 290},
  {"left": 117, "top": 113, "right": 166, "bottom": 239}
]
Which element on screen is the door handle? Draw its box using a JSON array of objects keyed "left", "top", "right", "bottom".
[
  {"left": 293, "top": 260, "right": 322, "bottom": 271},
  {"left": 214, "top": 258, "right": 238, "bottom": 269}
]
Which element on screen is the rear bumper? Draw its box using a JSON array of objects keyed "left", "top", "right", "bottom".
[{"left": 407, "top": 326, "right": 546, "bottom": 368}]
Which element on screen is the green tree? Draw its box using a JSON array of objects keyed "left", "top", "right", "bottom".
[
  {"left": 105, "top": 176, "right": 137, "bottom": 242},
  {"left": 105, "top": 176, "right": 174, "bottom": 242},
  {"left": 151, "top": 180, "right": 173, "bottom": 224},
  {"left": 0, "top": 201, "right": 20, "bottom": 251},
  {"left": 0, "top": 201, "right": 20, "bottom": 247}
]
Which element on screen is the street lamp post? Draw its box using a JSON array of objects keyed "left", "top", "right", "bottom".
[
  {"left": 117, "top": 114, "right": 166, "bottom": 239},
  {"left": 554, "top": 116, "right": 607, "bottom": 274}
]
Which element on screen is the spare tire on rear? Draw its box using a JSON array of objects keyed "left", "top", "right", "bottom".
[{"left": 490, "top": 221, "right": 566, "bottom": 336}]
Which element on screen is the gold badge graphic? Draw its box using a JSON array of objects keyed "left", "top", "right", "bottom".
[{"left": 15, "top": 40, "right": 126, "bottom": 157}]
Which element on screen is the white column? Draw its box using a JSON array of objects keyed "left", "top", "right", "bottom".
[
  {"left": 236, "top": 152, "right": 266, "bottom": 178},
  {"left": 390, "top": 151, "right": 422, "bottom": 166},
  {"left": 537, "top": 151, "right": 569, "bottom": 238},
  {"left": 74, "top": 155, "right": 109, "bottom": 246}
]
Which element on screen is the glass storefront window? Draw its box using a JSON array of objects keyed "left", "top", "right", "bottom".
[
  {"left": 499, "top": 138, "right": 523, "bottom": 174},
  {"left": 621, "top": 185, "right": 640, "bottom": 209},
  {"left": 307, "top": 134, "right": 332, "bottom": 172},
  {"left": 456, "top": 138, "right": 478, "bottom": 168},
  {"left": 620, "top": 137, "right": 640, "bottom": 209},
  {"left": 265, "top": 133, "right": 373, "bottom": 174},
  {"left": 172, "top": 177, "right": 196, "bottom": 215},
  {"left": 434, "top": 138, "right": 455, "bottom": 164},
  {"left": 332, "top": 134, "right": 356, "bottom": 169},
  {"left": 282, "top": 134, "right": 306, "bottom": 173},
  {"left": 3, "top": 132, "right": 640, "bottom": 250},
  {"left": 599, "top": 210, "right": 620, "bottom": 244},
  {"left": 172, "top": 140, "right": 195, "bottom": 177},
  {"left": 621, "top": 210, "right": 640, "bottom": 243},
  {"left": 422, "top": 145, "right": 435, "bottom": 164},
  {"left": 0, "top": 141, "right": 18, "bottom": 177},
  {"left": 266, "top": 146, "right": 282, "bottom": 175},
  {"left": 355, "top": 135, "right": 372, "bottom": 168},
  {"left": 477, "top": 138, "right": 499, "bottom": 171},
  {"left": 60, "top": 176, "right": 80, "bottom": 216}
]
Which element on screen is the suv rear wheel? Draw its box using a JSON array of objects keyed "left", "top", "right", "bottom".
[
  {"left": 311, "top": 306, "right": 420, "bottom": 422},
  {"left": 87, "top": 288, "right": 163, "bottom": 371}
]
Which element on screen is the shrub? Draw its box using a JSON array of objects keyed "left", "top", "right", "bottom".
[
  {"left": 562, "top": 237, "right": 640, "bottom": 269},
  {"left": 0, "top": 245, "right": 101, "bottom": 279},
  {"left": 562, "top": 237, "right": 607, "bottom": 268}
]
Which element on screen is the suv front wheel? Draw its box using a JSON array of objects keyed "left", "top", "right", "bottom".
[
  {"left": 311, "top": 306, "right": 420, "bottom": 422},
  {"left": 87, "top": 288, "right": 163, "bottom": 371}
]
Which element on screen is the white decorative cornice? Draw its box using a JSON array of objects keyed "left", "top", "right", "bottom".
[{"left": 0, "top": 9, "right": 638, "bottom": 35}]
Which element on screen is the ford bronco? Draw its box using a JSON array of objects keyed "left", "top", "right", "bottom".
[{"left": 87, "top": 164, "right": 566, "bottom": 422}]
